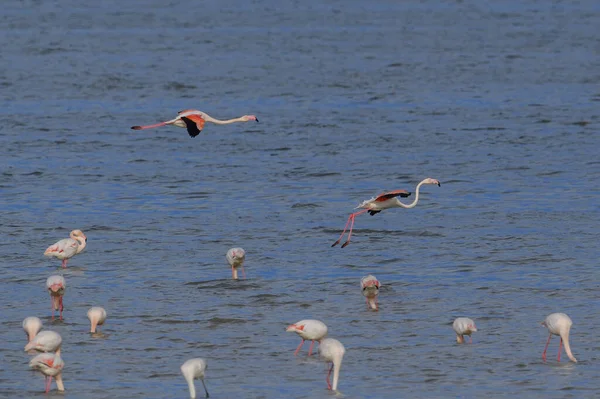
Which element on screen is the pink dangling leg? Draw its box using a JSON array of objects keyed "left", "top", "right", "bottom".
[
  {"left": 308, "top": 340, "right": 315, "bottom": 356},
  {"left": 332, "top": 214, "right": 353, "bottom": 247},
  {"left": 558, "top": 338, "right": 563, "bottom": 362},
  {"left": 341, "top": 209, "right": 368, "bottom": 248},
  {"left": 293, "top": 339, "right": 305, "bottom": 356},
  {"left": 542, "top": 334, "right": 552, "bottom": 362}
]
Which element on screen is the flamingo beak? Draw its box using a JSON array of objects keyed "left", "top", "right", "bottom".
[
  {"left": 437, "top": 182, "right": 441, "bottom": 187},
  {"left": 255, "top": 118, "right": 259, "bottom": 123}
]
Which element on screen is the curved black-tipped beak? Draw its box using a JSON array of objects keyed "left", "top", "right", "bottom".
[
  {"left": 437, "top": 182, "right": 441, "bottom": 187},
  {"left": 85, "top": 238, "right": 88, "bottom": 243},
  {"left": 255, "top": 118, "right": 259, "bottom": 123}
]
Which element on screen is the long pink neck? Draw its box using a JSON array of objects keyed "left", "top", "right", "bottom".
[
  {"left": 395, "top": 180, "right": 426, "bottom": 209},
  {"left": 203, "top": 114, "right": 245, "bottom": 125}
]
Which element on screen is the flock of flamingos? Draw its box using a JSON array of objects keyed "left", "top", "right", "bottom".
[{"left": 21, "top": 109, "right": 578, "bottom": 398}]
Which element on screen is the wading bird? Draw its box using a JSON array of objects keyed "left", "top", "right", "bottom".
[
  {"left": 24, "top": 330, "right": 62, "bottom": 354},
  {"left": 131, "top": 109, "right": 259, "bottom": 138},
  {"left": 361, "top": 275, "right": 380, "bottom": 311},
  {"left": 23, "top": 317, "right": 43, "bottom": 342},
  {"left": 29, "top": 352, "right": 64, "bottom": 393},
  {"left": 319, "top": 338, "right": 345, "bottom": 392},
  {"left": 46, "top": 275, "right": 66, "bottom": 320},
  {"left": 453, "top": 317, "right": 477, "bottom": 344},
  {"left": 286, "top": 319, "right": 328, "bottom": 356},
  {"left": 44, "top": 229, "right": 87, "bottom": 268},
  {"left": 181, "top": 358, "right": 210, "bottom": 398},
  {"left": 87, "top": 307, "right": 107, "bottom": 333},
  {"left": 332, "top": 178, "right": 441, "bottom": 248},
  {"left": 226, "top": 248, "right": 246, "bottom": 280},
  {"left": 542, "top": 313, "right": 577, "bottom": 363}
]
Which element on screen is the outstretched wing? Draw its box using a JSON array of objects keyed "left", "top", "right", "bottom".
[
  {"left": 181, "top": 115, "right": 206, "bottom": 138},
  {"left": 374, "top": 190, "right": 411, "bottom": 202}
]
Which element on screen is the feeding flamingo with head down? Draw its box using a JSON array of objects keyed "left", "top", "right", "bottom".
[
  {"left": 46, "top": 275, "right": 66, "bottom": 320},
  {"left": 181, "top": 358, "right": 210, "bottom": 398},
  {"left": 332, "top": 178, "right": 441, "bottom": 248},
  {"left": 29, "top": 352, "right": 65, "bottom": 394},
  {"left": 319, "top": 338, "right": 345, "bottom": 392},
  {"left": 286, "top": 319, "right": 328, "bottom": 356},
  {"left": 44, "top": 229, "right": 87, "bottom": 268},
  {"left": 453, "top": 317, "right": 478, "bottom": 344},
  {"left": 24, "top": 330, "right": 62, "bottom": 354},
  {"left": 542, "top": 312, "right": 577, "bottom": 363},
  {"left": 131, "top": 109, "right": 259, "bottom": 138},
  {"left": 23, "top": 316, "right": 43, "bottom": 342},
  {"left": 361, "top": 275, "right": 380, "bottom": 311},
  {"left": 226, "top": 248, "right": 246, "bottom": 280},
  {"left": 87, "top": 306, "right": 107, "bottom": 333}
]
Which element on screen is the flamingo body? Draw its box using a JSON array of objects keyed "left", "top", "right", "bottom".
[
  {"left": 87, "top": 306, "right": 107, "bottom": 333},
  {"left": 319, "top": 338, "right": 345, "bottom": 392},
  {"left": 46, "top": 275, "right": 66, "bottom": 320},
  {"left": 542, "top": 313, "right": 577, "bottom": 363},
  {"left": 361, "top": 275, "right": 380, "bottom": 310},
  {"left": 453, "top": 317, "right": 477, "bottom": 344},
  {"left": 24, "top": 330, "right": 62, "bottom": 353},
  {"left": 332, "top": 178, "right": 441, "bottom": 248},
  {"left": 286, "top": 319, "right": 328, "bottom": 356},
  {"left": 29, "top": 352, "right": 65, "bottom": 393},
  {"left": 181, "top": 358, "right": 210, "bottom": 398},
  {"left": 23, "top": 316, "right": 43, "bottom": 342},
  {"left": 131, "top": 109, "right": 259, "bottom": 138},
  {"left": 44, "top": 229, "right": 87, "bottom": 268},
  {"left": 226, "top": 248, "right": 246, "bottom": 280}
]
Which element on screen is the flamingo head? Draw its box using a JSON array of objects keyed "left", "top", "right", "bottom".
[
  {"left": 423, "top": 178, "right": 441, "bottom": 187},
  {"left": 468, "top": 323, "right": 478, "bottom": 332},
  {"left": 286, "top": 323, "right": 304, "bottom": 332},
  {"left": 71, "top": 229, "right": 87, "bottom": 242},
  {"left": 49, "top": 283, "right": 64, "bottom": 293},
  {"left": 242, "top": 115, "right": 259, "bottom": 123}
]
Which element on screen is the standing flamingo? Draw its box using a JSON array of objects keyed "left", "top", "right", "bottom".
[
  {"left": 181, "top": 358, "right": 210, "bottom": 398},
  {"left": 332, "top": 178, "right": 441, "bottom": 248},
  {"left": 453, "top": 317, "right": 478, "bottom": 344},
  {"left": 361, "top": 275, "right": 380, "bottom": 311},
  {"left": 319, "top": 338, "right": 345, "bottom": 392},
  {"left": 46, "top": 275, "right": 66, "bottom": 320},
  {"left": 24, "top": 330, "right": 62, "bottom": 354},
  {"left": 23, "top": 317, "right": 43, "bottom": 342},
  {"left": 44, "top": 229, "right": 87, "bottom": 268},
  {"left": 87, "top": 307, "right": 107, "bottom": 333},
  {"left": 29, "top": 352, "right": 65, "bottom": 393},
  {"left": 542, "top": 313, "right": 577, "bottom": 363},
  {"left": 286, "top": 319, "right": 328, "bottom": 356},
  {"left": 131, "top": 109, "right": 259, "bottom": 138},
  {"left": 226, "top": 248, "right": 246, "bottom": 280}
]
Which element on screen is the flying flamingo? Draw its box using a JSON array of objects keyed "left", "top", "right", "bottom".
[
  {"left": 29, "top": 352, "right": 65, "bottom": 393},
  {"left": 87, "top": 307, "right": 107, "bottom": 333},
  {"left": 44, "top": 229, "right": 87, "bottom": 268},
  {"left": 332, "top": 178, "right": 441, "bottom": 248},
  {"left": 286, "top": 319, "right": 328, "bottom": 356},
  {"left": 23, "top": 317, "right": 43, "bottom": 342},
  {"left": 181, "top": 358, "right": 210, "bottom": 398},
  {"left": 542, "top": 313, "right": 577, "bottom": 363},
  {"left": 453, "top": 317, "right": 478, "bottom": 344},
  {"left": 226, "top": 248, "right": 246, "bottom": 280},
  {"left": 46, "top": 275, "right": 66, "bottom": 320},
  {"left": 131, "top": 109, "right": 259, "bottom": 138},
  {"left": 319, "top": 338, "right": 345, "bottom": 392},
  {"left": 24, "top": 330, "right": 62, "bottom": 354},
  {"left": 361, "top": 275, "right": 380, "bottom": 311}
]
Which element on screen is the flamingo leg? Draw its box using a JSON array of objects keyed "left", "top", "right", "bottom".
[
  {"left": 308, "top": 340, "right": 315, "bottom": 356},
  {"left": 45, "top": 375, "right": 52, "bottom": 393},
  {"left": 341, "top": 209, "right": 368, "bottom": 248},
  {"left": 469, "top": 335, "right": 473, "bottom": 344},
  {"left": 231, "top": 266, "right": 235, "bottom": 279},
  {"left": 558, "top": 338, "right": 563, "bottom": 362},
  {"left": 51, "top": 297, "right": 55, "bottom": 321},
  {"left": 326, "top": 363, "right": 333, "bottom": 390},
  {"left": 365, "top": 297, "right": 370, "bottom": 308},
  {"left": 293, "top": 339, "right": 305, "bottom": 356},
  {"left": 241, "top": 265, "right": 246, "bottom": 279},
  {"left": 542, "top": 334, "right": 552, "bottom": 362},
  {"left": 131, "top": 121, "right": 169, "bottom": 130},
  {"left": 201, "top": 378, "right": 210, "bottom": 398},
  {"left": 331, "top": 214, "right": 353, "bottom": 247},
  {"left": 61, "top": 258, "right": 68, "bottom": 268},
  {"left": 59, "top": 296, "right": 64, "bottom": 320}
]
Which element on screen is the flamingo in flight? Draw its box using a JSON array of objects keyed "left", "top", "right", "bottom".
[
  {"left": 88, "top": 307, "right": 107, "bottom": 333},
  {"left": 226, "top": 248, "right": 246, "bottom": 280},
  {"left": 181, "top": 358, "right": 210, "bottom": 398},
  {"left": 361, "top": 275, "right": 380, "bottom": 311},
  {"left": 131, "top": 109, "right": 259, "bottom": 138},
  {"left": 286, "top": 319, "right": 328, "bottom": 356},
  {"left": 542, "top": 313, "right": 577, "bottom": 363},
  {"left": 453, "top": 317, "right": 478, "bottom": 344},
  {"left": 319, "top": 338, "right": 345, "bottom": 392},
  {"left": 46, "top": 275, "right": 66, "bottom": 320},
  {"left": 44, "top": 229, "right": 87, "bottom": 268},
  {"left": 29, "top": 352, "right": 65, "bottom": 393},
  {"left": 332, "top": 178, "right": 441, "bottom": 248},
  {"left": 23, "top": 317, "right": 43, "bottom": 342}
]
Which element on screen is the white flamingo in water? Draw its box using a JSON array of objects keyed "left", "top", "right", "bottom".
[
  {"left": 131, "top": 109, "right": 259, "bottom": 138},
  {"left": 332, "top": 178, "right": 441, "bottom": 248},
  {"left": 87, "top": 307, "right": 107, "bottom": 333},
  {"left": 24, "top": 330, "right": 62, "bottom": 354},
  {"left": 44, "top": 229, "right": 87, "bottom": 268},
  {"left": 319, "top": 338, "right": 345, "bottom": 392},
  {"left": 46, "top": 275, "right": 66, "bottom": 320},
  {"left": 226, "top": 248, "right": 246, "bottom": 280},
  {"left": 361, "top": 275, "right": 380, "bottom": 310},
  {"left": 181, "top": 358, "right": 210, "bottom": 398},
  {"left": 29, "top": 352, "right": 65, "bottom": 393},
  {"left": 542, "top": 313, "right": 577, "bottom": 363},
  {"left": 286, "top": 319, "right": 328, "bottom": 356},
  {"left": 453, "top": 317, "right": 478, "bottom": 344},
  {"left": 23, "top": 316, "right": 43, "bottom": 342}
]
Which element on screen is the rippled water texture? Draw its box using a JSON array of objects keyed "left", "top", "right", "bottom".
[{"left": 1, "top": 1, "right": 599, "bottom": 398}]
